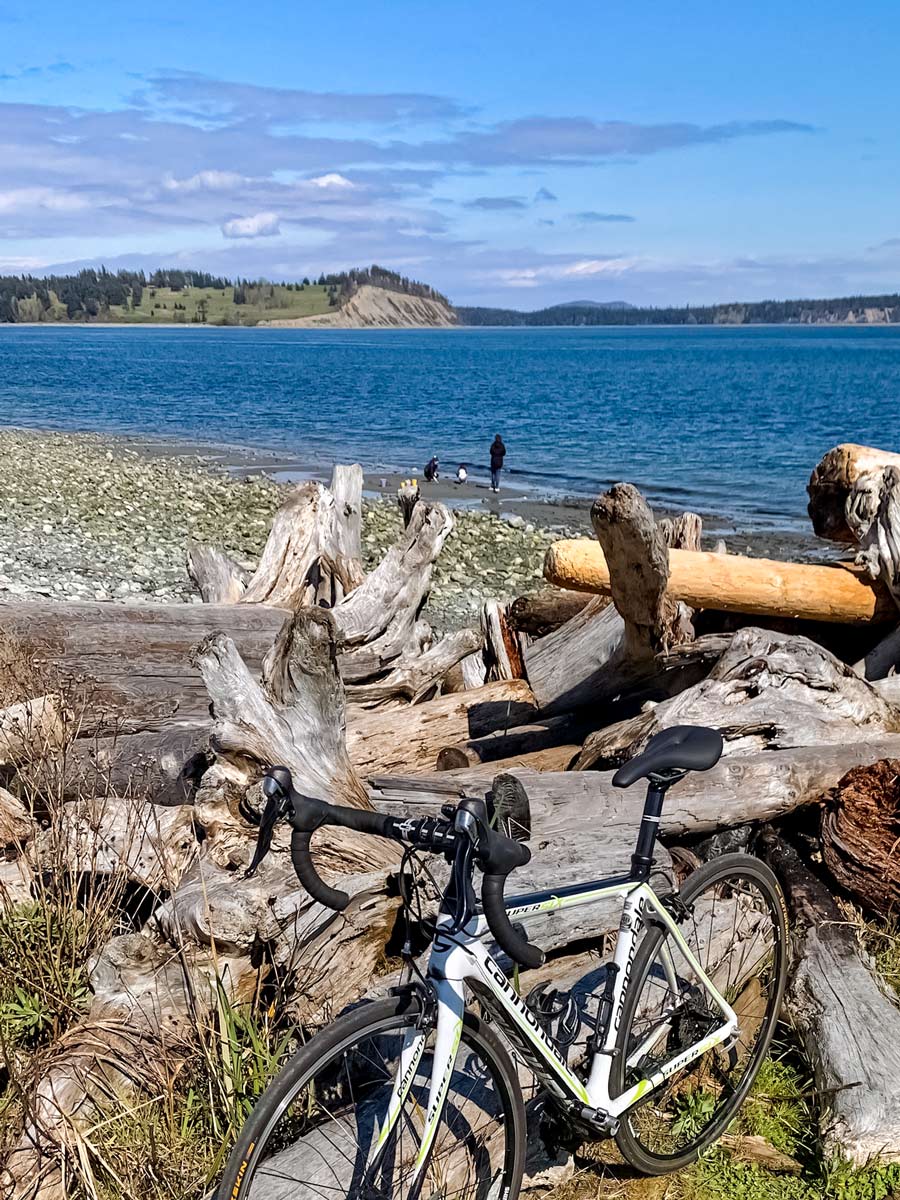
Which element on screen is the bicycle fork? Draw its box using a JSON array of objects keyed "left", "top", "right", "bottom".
[{"left": 370, "top": 978, "right": 466, "bottom": 1191}]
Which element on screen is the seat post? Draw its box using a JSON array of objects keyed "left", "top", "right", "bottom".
[{"left": 629, "top": 769, "right": 685, "bottom": 881}]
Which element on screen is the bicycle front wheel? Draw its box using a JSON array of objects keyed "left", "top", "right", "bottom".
[
  {"left": 613, "top": 853, "right": 788, "bottom": 1174},
  {"left": 216, "top": 994, "right": 526, "bottom": 1200}
]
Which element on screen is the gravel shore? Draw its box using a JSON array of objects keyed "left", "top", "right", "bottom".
[
  {"left": 0, "top": 428, "right": 833, "bottom": 632},
  {"left": 0, "top": 429, "right": 577, "bottom": 630}
]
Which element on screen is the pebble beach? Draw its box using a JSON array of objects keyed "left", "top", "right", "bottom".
[
  {"left": 0, "top": 429, "right": 581, "bottom": 631},
  {"left": 0, "top": 428, "right": 829, "bottom": 633}
]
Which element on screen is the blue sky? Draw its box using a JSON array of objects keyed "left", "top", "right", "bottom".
[{"left": 1, "top": 0, "right": 898, "bottom": 306}]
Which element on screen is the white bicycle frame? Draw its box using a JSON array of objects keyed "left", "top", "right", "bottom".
[{"left": 384, "top": 875, "right": 739, "bottom": 1185}]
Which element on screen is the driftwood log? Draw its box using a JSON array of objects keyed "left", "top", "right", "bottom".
[
  {"left": 508, "top": 587, "right": 595, "bottom": 638},
  {"left": 576, "top": 626, "right": 900, "bottom": 770},
  {"left": 435, "top": 713, "right": 585, "bottom": 771},
  {"left": 524, "top": 487, "right": 699, "bottom": 713},
  {"left": 808, "top": 443, "right": 900, "bottom": 543},
  {"left": 821, "top": 758, "right": 900, "bottom": 916},
  {"left": 545, "top": 538, "right": 895, "bottom": 624},
  {"left": 345, "top": 627, "right": 482, "bottom": 707},
  {"left": 347, "top": 679, "right": 538, "bottom": 775},
  {"left": 186, "top": 540, "right": 248, "bottom": 603},
  {"left": 763, "top": 832, "right": 900, "bottom": 1163},
  {"left": 367, "top": 736, "right": 900, "bottom": 841}
]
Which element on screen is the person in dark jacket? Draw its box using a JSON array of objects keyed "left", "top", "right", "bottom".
[
  {"left": 423, "top": 455, "right": 440, "bottom": 482},
  {"left": 489, "top": 435, "right": 506, "bottom": 492}
]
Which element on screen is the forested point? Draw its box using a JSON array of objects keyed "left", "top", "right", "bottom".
[
  {"left": 0, "top": 264, "right": 451, "bottom": 324},
  {"left": 456, "top": 294, "right": 900, "bottom": 326},
  {"left": 4, "top": 265, "right": 899, "bottom": 326}
]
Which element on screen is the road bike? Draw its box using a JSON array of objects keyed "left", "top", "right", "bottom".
[{"left": 217, "top": 723, "right": 789, "bottom": 1199}]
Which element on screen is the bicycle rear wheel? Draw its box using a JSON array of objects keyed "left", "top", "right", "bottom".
[
  {"left": 216, "top": 994, "right": 526, "bottom": 1200},
  {"left": 612, "top": 853, "right": 788, "bottom": 1174}
]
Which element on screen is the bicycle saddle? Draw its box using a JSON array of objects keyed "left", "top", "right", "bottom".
[{"left": 612, "top": 724, "right": 723, "bottom": 788}]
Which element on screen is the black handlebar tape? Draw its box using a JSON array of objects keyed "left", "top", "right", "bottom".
[
  {"left": 481, "top": 872, "right": 545, "bottom": 969},
  {"left": 290, "top": 828, "right": 351, "bottom": 911},
  {"left": 287, "top": 792, "right": 398, "bottom": 910}
]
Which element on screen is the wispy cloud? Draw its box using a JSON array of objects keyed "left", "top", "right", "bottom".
[
  {"left": 0, "top": 70, "right": 821, "bottom": 304},
  {"left": 463, "top": 195, "right": 528, "bottom": 210},
  {"left": 135, "top": 71, "right": 469, "bottom": 126},
  {"left": 221, "top": 211, "right": 281, "bottom": 239},
  {"left": 576, "top": 210, "right": 635, "bottom": 223}
]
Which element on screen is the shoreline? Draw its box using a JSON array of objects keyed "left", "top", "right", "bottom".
[
  {"left": 0, "top": 422, "right": 833, "bottom": 563},
  {"left": 91, "top": 427, "right": 834, "bottom": 563},
  {"left": 0, "top": 426, "right": 835, "bottom": 632}
]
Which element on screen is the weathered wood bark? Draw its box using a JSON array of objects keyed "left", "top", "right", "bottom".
[
  {"left": 335, "top": 502, "right": 452, "bottom": 678},
  {"left": 592, "top": 483, "right": 684, "bottom": 652},
  {"left": 508, "top": 587, "right": 595, "bottom": 638},
  {"left": 849, "top": 465, "right": 900, "bottom": 619},
  {"left": 240, "top": 481, "right": 344, "bottom": 609},
  {"left": 192, "top": 608, "right": 371, "bottom": 815},
  {"left": 41, "top": 793, "right": 197, "bottom": 890},
  {"left": 545, "top": 538, "right": 895, "bottom": 624},
  {"left": 186, "top": 540, "right": 248, "bottom": 603},
  {"left": 481, "top": 600, "right": 525, "bottom": 681},
  {"left": 345, "top": 627, "right": 482, "bottom": 708},
  {"left": 28, "top": 722, "right": 214, "bottom": 806},
  {"left": 329, "top": 462, "right": 365, "bottom": 590},
  {"left": 436, "top": 713, "right": 585, "bottom": 771},
  {"left": 397, "top": 478, "right": 420, "bottom": 527},
  {"left": 821, "top": 758, "right": 900, "bottom": 916},
  {"left": 0, "top": 598, "right": 288, "bottom": 734},
  {"left": 348, "top": 679, "right": 538, "bottom": 775},
  {"left": 0, "top": 694, "right": 70, "bottom": 764},
  {"left": 524, "top": 492, "right": 700, "bottom": 713},
  {"left": 576, "top": 626, "right": 900, "bottom": 770},
  {"left": 762, "top": 831, "right": 900, "bottom": 1163},
  {"left": 808, "top": 443, "right": 900, "bottom": 543},
  {"left": 0, "top": 784, "right": 35, "bottom": 851},
  {"left": 522, "top": 595, "right": 620, "bottom": 713}
]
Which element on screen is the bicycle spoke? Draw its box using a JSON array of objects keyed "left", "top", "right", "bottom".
[{"left": 615, "top": 861, "right": 787, "bottom": 1169}]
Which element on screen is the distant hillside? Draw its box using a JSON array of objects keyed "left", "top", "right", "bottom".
[
  {"left": 0, "top": 264, "right": 452, "bottom": 327},
  {"left": 554, "top": 300, "right": 634, "bottom": 310},
  {"left": 456, "top": 293, "right": 900, "bottom": 327},
  {"left": 262, "top": 285, "right": 456, "bottom": 329}
]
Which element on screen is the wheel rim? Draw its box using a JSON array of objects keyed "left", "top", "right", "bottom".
[
  {"left": 239, "top": 1016, "right": 516, "bottom": 1199},
  {"left": 620, "top": 866, "right": 785, "bottom": 1162}
]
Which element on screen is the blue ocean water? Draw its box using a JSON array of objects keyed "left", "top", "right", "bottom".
[{"left": 0, "top": 323, "right": 898, "bottom": 532}]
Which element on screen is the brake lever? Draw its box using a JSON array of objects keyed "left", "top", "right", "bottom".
[{"left": 245, "top": 780, "right": 292, "bottom": 878}]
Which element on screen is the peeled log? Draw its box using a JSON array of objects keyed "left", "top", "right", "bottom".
[
  {"left": 821, "top": 758, "right": 900, "bottom": 915},
  {"left": 808, "top": 443, "right": 900, "bottom": 543},
  {"left": 545, "top": 538, "right": 895, "bottom": 624}
]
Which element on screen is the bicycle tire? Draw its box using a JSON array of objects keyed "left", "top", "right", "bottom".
[
  {"left": 216, "top": 994, "right": 526, "bottom": 1200},
  {"left": 612, "top": 852, "right": 789, "bottom": 1174}
]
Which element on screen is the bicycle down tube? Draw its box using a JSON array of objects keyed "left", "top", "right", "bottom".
[{"left": 402, "top": 876, "right": 739, "bottom": 1186}]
